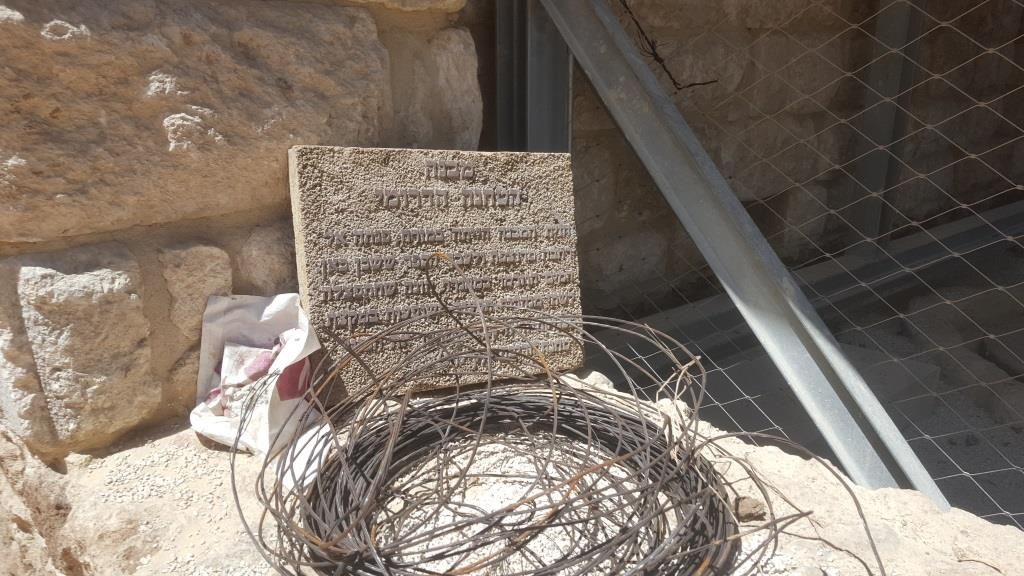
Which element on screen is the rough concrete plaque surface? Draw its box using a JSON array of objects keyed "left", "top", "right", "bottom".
[{"left": 289, "top": 146, "right": 583, "bottom": 394}]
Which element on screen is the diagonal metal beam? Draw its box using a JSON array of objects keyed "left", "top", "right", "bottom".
[{"left": 541, "top": 0, "right": 948, "bottom": 506}]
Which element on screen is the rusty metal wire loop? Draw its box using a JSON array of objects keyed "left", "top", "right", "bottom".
[
  {"left": 304, "top": 384, "right": 730, "bottom": 575},
  {"left": 229, "top": 271, "right": 885, "bottom": 575}
]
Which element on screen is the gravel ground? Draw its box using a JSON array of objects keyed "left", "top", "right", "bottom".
[
  {"left": 5, "top": 401, "right": 1024, "bottom": 575},
  {"left": 60, "top": 421, "right": 274, "bottom": 576}
]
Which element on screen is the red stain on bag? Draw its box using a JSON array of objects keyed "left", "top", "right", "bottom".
[{"left": 276, "top": 359, "right": 308, "bottom": 401}]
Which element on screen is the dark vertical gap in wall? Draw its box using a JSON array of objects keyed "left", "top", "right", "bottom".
[
  {"left": 496, "top": 0, "right": 528, "bottom": 151},
  {"left": 458, "top": 0, "right": 498, "bottom": 151},
  {"left": 495, "top": 0, "right": 571, "bottom": 152},
  {"left": 525, "top": 0, "right": 571, "bottom": 152}
]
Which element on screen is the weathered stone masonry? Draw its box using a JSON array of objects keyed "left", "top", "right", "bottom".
[{"left": 0, "top": 0, "right": 482, "bottom": 454}]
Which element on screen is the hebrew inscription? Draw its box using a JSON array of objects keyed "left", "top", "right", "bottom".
[{"left": 289, "top": 146, "right": 581, "bottom": 394}]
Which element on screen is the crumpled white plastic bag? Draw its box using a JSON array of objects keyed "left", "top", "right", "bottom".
[{"left": 189, "top": 294, "right": 320, "bottom": 455}]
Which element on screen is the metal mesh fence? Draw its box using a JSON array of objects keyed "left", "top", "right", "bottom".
[{"left": 574, "top": 0, "right": 1024, "bottom": 528}]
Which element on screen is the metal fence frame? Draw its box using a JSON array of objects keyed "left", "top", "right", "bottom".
[{"left": 540, "top": 0, "right": 950, "bottom": 505}]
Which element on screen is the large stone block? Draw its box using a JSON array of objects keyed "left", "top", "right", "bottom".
[
  {"left": 159, "top": 244, "right": 232, "bottom": 340},
  {"left": 429, "top": 28, "right": 483, "bottom": 151},
  {"left": 238, "top": 223, "right": 298, "bottom": 296},
  {"left": 721, "top": 0, "right": 851, "bottom": 30},
  {"left": 347, "top": 0, "right": 465, "bottom": 12},
  {"left": 166, "top": 347, "right": 200, "bottom": 416},
  {"left": 622, "top": 0, "right": 857, "bottom": 31},
  {"left": 772, "top": 183, "right": 829, "bottom": 263},
  {"left": 0, "top": 428, "right": 65, "bottom": 575},
  {"left": 389, "top": 27, "right": 482, "bottom": 150},
  {"left": 571, "top": 137, "right": 617, "bottom": 238},
  {"left": 743, "top": 32, "right": 845, "bottom": 115},
  {"left": 0, "top": 0, "right": 391, "bottom": 242},
  {"left": 0, "top": 263, "right": 55, "bottom": 452},
  {"left": 617, "top": 0, "right": 727, "bottom": 30},
  {"left": 15, "top": 244, "right": 156, "bottom": 452},
  {"left": 705, "top": 112, "right": 839, "bottom": 201},
  {"left": 570, "top": 133, "right": 703, "bottom": 316},
  {"left": 571, "top": 66, "right": 617, "bottom": 134},
  {"left": 662, "top": 31, "right": 751, "bottom": 108}
]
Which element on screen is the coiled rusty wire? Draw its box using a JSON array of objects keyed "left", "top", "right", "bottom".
[{"left": 230, "top": 299, "right": 887, "bottom": 575}]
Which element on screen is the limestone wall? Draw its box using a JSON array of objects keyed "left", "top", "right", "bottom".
[{"left": 0, "top": 0, "right": 482, "bottom": 454}]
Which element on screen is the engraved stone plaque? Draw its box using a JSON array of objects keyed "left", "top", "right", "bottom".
[{"left": 288, "top": 146, "right": 583, "bottom": 394}]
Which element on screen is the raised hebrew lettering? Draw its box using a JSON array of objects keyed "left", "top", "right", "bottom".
[
  {"left": 328, "top": 229, "right": 393, "bottom": 247},
  {"left": 319, "top": 251, "right": 581, "bottom": 281},
  {"left": 462, "top": 187, "right": 528, "bottom": 208},
  {"left": 350, "top": 255, "right": 399, "bottom": 275},
  {"left": 400, "top": 228, "right": 446, "bottom": 244},
  {"left": 327, "top": 292, "right": 580, "bottom": 329},
  {"left": 322, "top": 281, "right": 402, "bottom": 302},
  {"left": 452, "top": 227, "right": 490, "bottom": 242},
  {"left": 321, "top": 257, "right": 349, "bottom": 275},
  {"left": 376, "top": 188, "right": 448, "bottom": 209},
  {"left": 425, "top": 159, "right": 476, "bottom": 181}
]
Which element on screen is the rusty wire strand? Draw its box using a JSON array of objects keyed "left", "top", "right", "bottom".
[{"left": 228, "top": 260, "right": 885, "bottom": 575}]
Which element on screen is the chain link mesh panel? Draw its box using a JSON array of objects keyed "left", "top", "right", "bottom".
[{"left": 572, "top": 0, "right": 1024, "bottom": 528}]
